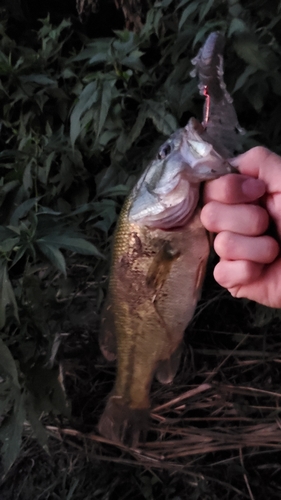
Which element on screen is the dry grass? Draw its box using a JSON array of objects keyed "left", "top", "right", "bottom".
[
  {"left": 50, "top": 268, "right": 281, "bottom": 494},
  {"left": 46, "top": 381, "right": 281, "bottom": 464},
  {"left": 2, "top": 265, "right": 281, "bottom": 499}
]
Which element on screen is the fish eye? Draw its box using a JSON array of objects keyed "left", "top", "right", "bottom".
[{"left": 157, "top": 143, "right": 172, "bottom": 160}]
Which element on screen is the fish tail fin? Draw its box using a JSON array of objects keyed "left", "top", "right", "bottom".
[
  {"left": 98, "top": 395, "right": 148, "bottom": 447},
  {"left": 155, "top": 344, "right": 182, "bottom": 384}
]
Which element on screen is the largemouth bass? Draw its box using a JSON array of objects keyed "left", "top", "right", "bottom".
[{"left": 98, "top": 33, "right": 241, "bottom": 445}]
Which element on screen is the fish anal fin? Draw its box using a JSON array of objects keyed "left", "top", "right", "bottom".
[
  {"left": 155, "top": 344, "right": 182, "bottom": 385},
  {"left": 98, "top": 395, "right": 148, "bottom": 447}
]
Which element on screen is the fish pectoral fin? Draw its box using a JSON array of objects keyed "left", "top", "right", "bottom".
[
  {"left": 146, "top": 241, "right": 180, "bottom": 290},
  {"left": 194, "top": 255, "right": 208, "bottom": 301},
  {"left": 155, "top": 344, "right": 182, "bottom": 385},
  {"left": 99, "top": 300, "right": 117, "bottom": 362}
]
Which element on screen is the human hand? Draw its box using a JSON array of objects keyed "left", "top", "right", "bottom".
[{"left": 201, "top": 146, "right": 281, "bottom": 308}]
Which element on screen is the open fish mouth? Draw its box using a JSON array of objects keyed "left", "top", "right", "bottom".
[
  {"left": 129, "top": 174, "right": 199, "bottom": 229},
  {"left": 128, "top": 119, "right": 235, "bottom": 230},
  {"left": 179, "top": 122, "right": 234, "bottom": 180}
]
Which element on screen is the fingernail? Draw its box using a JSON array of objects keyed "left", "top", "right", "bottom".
[
  {"left": 228, "top": 155, "right": 243, "bottom": 167},
  {"left": 241, "top": 178, "right": 265, "bottom": 198}
]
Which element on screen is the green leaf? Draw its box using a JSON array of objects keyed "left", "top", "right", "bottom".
[
  {"left": 38, "top": 207, "right": 62, "bottom": 216},
  {"left": 0, "top": 226, "right": 19, "bottom": 240},
  {"left": 0, "top": 338, "right": 20, "bottom": 389},
  {"left": 88, "top": 53, "right": 110, "bottom": 65},
  {"left": 87, "top": 199, "right": 117, "bottom": 231},
  {"left": 128, "top": 104, "right": 148, "bottom": 140},
  {"left": 0, "top": 340, "right": 21, "bottom": 436},
  {"left": 11, "top": 245, "right": 30, "bottom": 268},
  {"left": 9, "top": 198, "right": 39, "bottom": 226},
  {"left": 0, "top": 180, "right": 20, "bottom": 206},
  {"left": 100, "top": 184, "right": 129, "bottom": 196},
  {"left": 58, "top": 237, "right": 103, "bottom": 256},
  {"left": 0, "top": 260, "right": 19, "bottom": 329},
  {"left": 179, "top": 2, "right": 198, "bottom": 30},
  {"left": 112, "top": 30, "right": 139, "bottom": 59},
  {"left": 72, "top": 39, "right": 112, "bottom": 63},
  {"left": 95, "top": 79, "right": 116, "bottom": 138},
  {"left": 20, "top": 74, "right": 57, "bottom": 86},
  {"left": 121, "top": 50, "right": 145, "bottom": 71},
  {"left": 0, "top": 339, "right": 24, "bottom": 472},
  {"left": 38, "top": 235, "right": 104, "bottom": 258},
  {"left": 199, "top": 0, "right": 214, "bottom": 22},
  {"left": 233, "top": 65, "right": 257, "bottom": 93},
  {"left": 70, "top": 81, "right": 98, "bottom": 145},
  {"left": 233, "top": 35, "right": 268, "bottom": 70},
  {"left": 228, "top": 18, "right": 249, "bottom": 37},
  {"left": 0, "top": 393, "right": 25, "bottom": 472},
  {"left": 146, "top": 100, "right": 178, "bottom": 135},
  {"left": 0, "top": 237, "right": 20, "bottom": 253},
  {"left": 36, "top": 242, "right": 66, "bottom": 275}
]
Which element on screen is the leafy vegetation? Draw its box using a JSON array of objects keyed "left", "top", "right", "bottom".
[{"left": 1, "top": 0, "right": 281, "bottom": 497}]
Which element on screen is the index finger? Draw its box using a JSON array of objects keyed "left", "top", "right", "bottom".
[
  {"left": 204, "top": 173, "right": 266, "bottom": 204},
  {"left": 231, "top": 146, "right": 281, "bottom": 193},
  {"left": 232, "top": 147, "right": 281, "bottom": 237}
]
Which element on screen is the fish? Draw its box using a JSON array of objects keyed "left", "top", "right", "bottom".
[{"left": 98, "top": 32, "right": 241, "bottom": 446}]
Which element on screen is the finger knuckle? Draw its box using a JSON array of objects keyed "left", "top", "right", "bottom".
[
  {"left": 214, "top": 231, "right": 234, "bottom": 258},
  {"left": 240, "top": 260, "right": 255, "bottom": 281},
  {"left": 262, "top": 236, "right": 279, "bottom": 263},
  {"left": 249, "top": 206, "right": 269, "bottom": 235},
  {"left": 219, "top": 174, "right": 237, "bottom": 201},
  {"left": 201, "top": 202, "right": 218, "bottom": 229},
  {"left": 250, "top": 146, "right": 272, "bottom": 163}
]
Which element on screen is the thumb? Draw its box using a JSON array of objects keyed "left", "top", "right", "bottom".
[{"left": 230, "top": 147, "right": 281, "bottom": 194}]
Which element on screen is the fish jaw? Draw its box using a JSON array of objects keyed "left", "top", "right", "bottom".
[{"left": 182, "top": 118, "right": 235, "bottom": 179}]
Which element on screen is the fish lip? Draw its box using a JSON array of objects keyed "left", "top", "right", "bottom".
[{"left": 189, "top": 158, "right": 235, "bottom": 179}]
